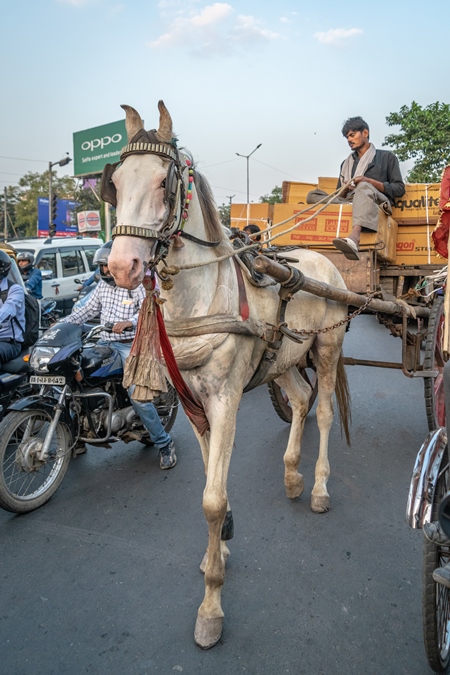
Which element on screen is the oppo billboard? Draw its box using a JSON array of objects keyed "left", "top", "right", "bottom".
[{"left": 73, "top": 119, "right": 127, "bottom": 177}]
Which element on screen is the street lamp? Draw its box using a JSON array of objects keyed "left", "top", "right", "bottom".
[
  {"left": 236, "top": 143, "right": 262, "bottom": 227},
  {"left": 49, "top": 153, "right": 72, "bottom": 237}
]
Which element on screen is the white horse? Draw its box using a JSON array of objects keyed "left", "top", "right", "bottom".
[{"left": 107, "top": 101, "right": 351, "bottom": 649}]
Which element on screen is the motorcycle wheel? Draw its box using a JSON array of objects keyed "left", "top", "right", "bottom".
[
  {"left": 0, "top": 409, "right": 71, "bottom": 514},
  {"left": 422, "top": 447, "right": 450, "bottom": 673},
  {"left": 141, "top": 383, "right": 179, "bottom": 445}
]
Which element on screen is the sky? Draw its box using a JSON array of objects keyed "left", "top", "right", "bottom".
[{"left": 1, "top": 0, "right": 449, "bottom": 209}]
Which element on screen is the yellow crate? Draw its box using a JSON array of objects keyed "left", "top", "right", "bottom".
[
  {"left": 281, "top": 180, "right": 317, "bottom": 204},
  {"left": 230, "top": 203, "right": 273, "bottom": 230},
  {"left": 395, "top": 225, "right": 441, "bottom": 265},
  {"left": 270, "top": 203, "right": 398, "bottom": 263},
  {"left": 392, "top": 183, "right": 441, "bottom": 225},
  {"left": 317, "top": 176, "right": 338, "bottom": 194}
]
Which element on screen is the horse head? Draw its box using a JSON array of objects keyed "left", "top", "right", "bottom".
[{"left": 107, "top": 101, "right": 188, "bottom": 289}]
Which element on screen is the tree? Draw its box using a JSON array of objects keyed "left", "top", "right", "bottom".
[
  {"left": 9, "top": 171, "right": 104, "bottom": 239},
  {"left": 13, "top": 170, "right": 79, "bottom": 238},
  {"left": 259, "top": 185, "right": 282, "bottom": 204},
  {"left": 218, "top": 202, "right": 231, "bottom": 228},
  {"left": 383, "top": 101, "right": 450, "bottom": 182}
]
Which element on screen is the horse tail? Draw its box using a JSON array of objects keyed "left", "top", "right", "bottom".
[{"left": 335, "top": 352, "right": 351, "bottom": 446}]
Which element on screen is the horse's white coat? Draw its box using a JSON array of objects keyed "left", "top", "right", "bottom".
[{"left": 107, "top": 102, "right": 350, "bottom": 649}]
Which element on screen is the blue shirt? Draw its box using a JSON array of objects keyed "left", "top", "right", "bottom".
[
  {"left": 22, "top": 267, "right": 42, "bottom": 299},
  {"left": 0, "top": 278, "right": 26, "bottom": 342}
]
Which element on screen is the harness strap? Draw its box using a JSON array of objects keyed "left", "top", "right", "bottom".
[
  {"left": 232, "top": 258, "right": 249, "bottom": 321},
  {"left": 155, "top": 301, "right": 210, "bottom": 436},
  {"left": 179, "top": 231, "right": 221, "bottom": 247},
  {"left": 112, "top": 225, "right": 163, "bottom": 240},
  {"left": 120, "top": 142, "right": 178, "bottom": 162}
]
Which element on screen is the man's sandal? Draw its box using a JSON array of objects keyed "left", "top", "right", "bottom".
[{"left": 332, "top": 237, "right": 360, "bottom": 261}]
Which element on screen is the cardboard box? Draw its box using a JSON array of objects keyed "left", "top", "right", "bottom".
[
  {"left": 230, "top": 203, "right": 273, "bottom": 231},
  {"left": 392, "top": 183, "right": 441, "bottom": 225},
  {"left": 281, "top": 181, "right": 317, "bottom": 204},
  {"left": 270, "top": 203, "right": 398, "bottom": 263},
  {"left": 395, "top": 225, "right": 442, "bottom": 265},
  {"left": 317, "top": 177, "right": 338, "bottom": 194}
]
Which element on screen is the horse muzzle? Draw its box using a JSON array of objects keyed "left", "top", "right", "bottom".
[{"left": 108, "top": 235, "right": 155, "bottom": 290}]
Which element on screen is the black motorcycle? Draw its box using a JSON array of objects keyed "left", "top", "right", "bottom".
[{"left": 0, "top": 322, "right": 178, "bottom": 513}]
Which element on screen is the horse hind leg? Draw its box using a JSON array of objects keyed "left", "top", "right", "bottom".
[
  {"left": 310, "top": 340, "right": 345, "bottom": 513},
  {"left": 275, "top": 366, "right": 312, "bottom": 500}
]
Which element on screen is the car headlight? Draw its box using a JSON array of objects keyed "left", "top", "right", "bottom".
[{"left": 30, "top": 346, "right": 61, "bottom": 373}]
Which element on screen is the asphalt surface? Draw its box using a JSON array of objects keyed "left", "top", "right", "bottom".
[{"left": 0, "top": 314, "right": 432, "bottom": 674}]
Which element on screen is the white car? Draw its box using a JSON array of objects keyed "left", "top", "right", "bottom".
[{"left": 13, "top": 237, "right": 102, "bottom": 314}]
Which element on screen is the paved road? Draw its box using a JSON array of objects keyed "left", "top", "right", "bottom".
[{"left": 0, "top": 315, "right": 431, "bottom": 674}]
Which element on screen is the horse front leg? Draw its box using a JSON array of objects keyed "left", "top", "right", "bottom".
[
  {"left": 192, "top": 428, "right": 232, "bottom": 574},
  {"left": 194, "top": 398, "right": 237, "bottom": 650}
]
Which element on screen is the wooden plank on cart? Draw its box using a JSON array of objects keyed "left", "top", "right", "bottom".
[{"left": 317, "top": 251, "right": 378, "bottom": 294}]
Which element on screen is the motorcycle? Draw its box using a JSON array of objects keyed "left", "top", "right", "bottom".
[
  {"left": 0, "top": 322, "right": 179, "bottom": 514},
  {"left": 407, "top": 359, "right": 450, "bottom": 673}
]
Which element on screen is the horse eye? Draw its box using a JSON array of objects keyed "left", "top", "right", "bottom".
[{"left": 161, "top": 179, "right": 166, "bottom": 189}]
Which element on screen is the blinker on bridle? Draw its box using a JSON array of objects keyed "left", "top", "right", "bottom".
[{"left": 101, "top": 131, "right": 191, "bottom": 244}]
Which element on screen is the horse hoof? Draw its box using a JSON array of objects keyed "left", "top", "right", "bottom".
[
  {"left": 286, "top": 475, "right": 304, "bottom": 500},
  {"left": 194, "top": 615, "right": 223, "bottom": 649},
  {"left": 310, "top": 495, "right": 330, "bottom": 513}
]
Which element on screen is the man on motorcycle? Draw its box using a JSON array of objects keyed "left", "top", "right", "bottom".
[
  {"left": 17, "top": 252, "right": 43, "bottom": 299},
  {"left": 0, "top": 250, "right": 26, "bottom": 364},
  {"left": 60, "top": 242, "right": 177, "bottom": 469}
]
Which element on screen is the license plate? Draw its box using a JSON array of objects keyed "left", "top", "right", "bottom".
[{"left": 30, "top": 375, "right": 66, "bottom": 385}]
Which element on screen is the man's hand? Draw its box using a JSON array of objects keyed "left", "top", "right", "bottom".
[
  {"left": 112, "top": 321, "right": 133, "bottom": 334},
  {"left": 352, "top": 176, "right": 385, "bottom": 193}
]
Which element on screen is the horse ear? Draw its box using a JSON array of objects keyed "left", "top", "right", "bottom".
[
  {"left": 120, "top": 105, "right": 144, "bottom": 142},
  {"left": 156, "top": 100, "right": 173, "bottom": 142}
]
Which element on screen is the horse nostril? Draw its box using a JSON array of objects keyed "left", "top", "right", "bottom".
[{"left": 131, "top": 258, "right": 139, "bottom": 272}]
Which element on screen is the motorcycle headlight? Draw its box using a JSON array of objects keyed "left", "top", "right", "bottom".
[{"left": 30, "top": 346, "right": 61, "bottom": 373}]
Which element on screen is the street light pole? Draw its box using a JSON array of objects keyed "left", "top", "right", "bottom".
[
  {"left": 4, "top": 187, "right": 7, "bottom": 241},
  {"left": 236, "top": 144, "right": 262, "bottom": 227},
  {"left": 48, "top": 154, "right": 72, "bottom": 237}
]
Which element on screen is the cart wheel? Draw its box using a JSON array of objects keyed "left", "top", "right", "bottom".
[
  {"left": 424, "top": 297, "right": 447, "bottom": 431},
  {"left": 268, "top": 366, "right": 318, "bottom": 424},
  {"left": 422, "top": 447, "right": 450, "bottom": 673}
]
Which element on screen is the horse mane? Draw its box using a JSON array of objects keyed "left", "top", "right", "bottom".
[{"left": 191, "top": 164, "right": 234, "bottom": 256}]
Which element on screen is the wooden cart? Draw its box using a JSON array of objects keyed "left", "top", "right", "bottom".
[{"left": 232, "top": 178, "right": 449, "bottom": 431}]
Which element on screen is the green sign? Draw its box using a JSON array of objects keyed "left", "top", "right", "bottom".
[{"left": 73, "top": 119, "right": 127, "bottom": 177}]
